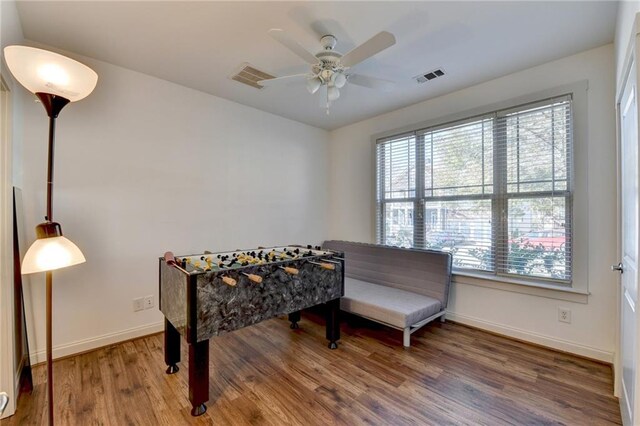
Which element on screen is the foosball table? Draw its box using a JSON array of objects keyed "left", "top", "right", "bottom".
[{"left": 159, "top": 245, "right": 344, "bottom": 416}]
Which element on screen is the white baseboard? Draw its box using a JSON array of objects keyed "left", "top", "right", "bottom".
[
  {"left": 28, "top": 313, "right": 614, "bottom": 365},
  {"left": 29, "top": 322, "right": 164, "bottom": 364},
  {"left": 446, "top": 311, "right": 614, "bottom": 363}
]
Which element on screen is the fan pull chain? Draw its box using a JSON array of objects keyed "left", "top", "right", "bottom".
[{"left": 326, "top": 88, "right": 330, "bottom": 115}]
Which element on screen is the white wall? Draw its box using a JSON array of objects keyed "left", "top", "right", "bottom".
[
  {"left": 615, "top": 1, "right": 640, "bottom": 87},
  {"left": 19, "top": 46, "right": 329, "bottom": 362},
  {"left": 328, "top": 44, "right": 617, "bottom": 361},
  {"left": 1, "top": 0, "right": 25, "bottom": 189}
]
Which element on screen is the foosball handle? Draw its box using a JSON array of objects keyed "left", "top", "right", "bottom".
[
  {"left": 310, "top": 261, "right": 335, "bottom": 270},
  {"left": 243, "top": 273, "right": 263, "bottom": 284},
  {"left": 280, "top": 266, "right": 299, "bottom": 275},
  {"left": 222, "top": 276, "right": 237, "bottom": 287},
  {"left": 164, "top": 251, "right": 176, "bottom": 266}
]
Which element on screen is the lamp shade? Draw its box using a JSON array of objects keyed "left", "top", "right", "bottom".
[
  {"left": 327, "top": 85, "right": 340, "bottom": 101},
  {"left": 306, "top": 76, "right": 321, "bottom": 94},
  {"left": 22, "top": 235, "right": 86, "bottom": 274},
  {"left": 4, "top": 45, "right": 98, "bottom": 101},
  {"left": 332, "top": 72, "right": 347, "bottom": 89}
]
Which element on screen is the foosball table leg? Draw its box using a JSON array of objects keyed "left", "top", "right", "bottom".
[
  {"left": 288, "top": 311, "right": 301, "bottom": 329},
  {"left": 164, "top": 319, "right": 180, "bottom": 374},
  {"left": 325, "top": 298, "right": 340, "bottom": 350},
  {"left": 188, "top": 339, "right": 209, "bottom": 417}
]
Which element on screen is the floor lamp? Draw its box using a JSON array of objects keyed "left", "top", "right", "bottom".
[{"left": 3, "top": 46, "right": 98, "bottom": 425}]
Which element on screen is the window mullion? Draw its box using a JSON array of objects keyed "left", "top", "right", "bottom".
[
  {"left": 414, "top": 132, "right": 425, "bottom": 248},
  {"left": 494, "top": 114, "right": 507, "bottom": 274}
]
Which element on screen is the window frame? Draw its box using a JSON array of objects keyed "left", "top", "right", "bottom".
[{"left": 371, "top": 82, "right": 589, "bottom": 294}]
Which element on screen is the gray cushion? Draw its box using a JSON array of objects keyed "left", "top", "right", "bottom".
[
  {"left": 323, "top": 240, "right": 452, "bottom": 309},
  {"left": 341, "top": 277, "right": 442, "bottom": 328}
]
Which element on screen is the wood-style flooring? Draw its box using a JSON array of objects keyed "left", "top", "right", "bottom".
[{"left": 1, "top": 311, "right": 621, "bottom": 425}]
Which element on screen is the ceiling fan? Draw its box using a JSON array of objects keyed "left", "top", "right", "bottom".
[{"left": 258, "top": 28, "right": 396, "bottom": 113}]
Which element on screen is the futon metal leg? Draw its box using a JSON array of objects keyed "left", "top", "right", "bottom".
[
  {"left": 440, "top": 314, "right": 446, "bottom": 323},
  {"left": 326, "top": 298, "right": 340, "bottom": 349},
  {"left": 403, "top": 327, "right": 411, "bottom": 348},
  {"left": 188, "top": 339, "right": 209, "bottom": 417},
  {"left": 164, "top": 318, "right": 180, "bottom": 374},
  {"left": 288, "top": 310, "right": 301, "bottom": 329}
]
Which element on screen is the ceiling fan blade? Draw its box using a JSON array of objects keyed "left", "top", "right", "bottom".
[
  {"left": 340, "top": 31, "right": 396, "bottom": 68},
  {"left": 258, "top": 73, "right": 309, "bottom": 87},
  {"left": 269, "top": 29, "right": 319, "bottom": 65},
  {"left": 348, "top": 74, "right": 395, "bottom": 91}
]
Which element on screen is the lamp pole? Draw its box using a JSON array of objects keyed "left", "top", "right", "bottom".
[
  {"left": 46, "top": 271, "right": 53, "bottom": 426},
  {"left": 36, "top": 92, "right": 70, "bottom": 426}
]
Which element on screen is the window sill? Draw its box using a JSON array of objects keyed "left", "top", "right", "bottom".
[{"left": 452, "top": 270, "right": 590, "bottom": 304}]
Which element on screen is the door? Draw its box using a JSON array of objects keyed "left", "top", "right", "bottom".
[{"left": 617, "top": 56, "right": 639, "bottom": 426}]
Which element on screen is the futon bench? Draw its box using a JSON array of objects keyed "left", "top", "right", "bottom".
[{"left": 322, "top": 240, "right": 452, "bottom": 347}]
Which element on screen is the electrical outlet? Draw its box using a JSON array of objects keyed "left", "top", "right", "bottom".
[
  {"left": 143, "top": 295, "right": 154, "bottom": 310},
  {"left": 558, "top": 307, "right": 572, "bottom": 323},
  {"left": 133, "top": 297, "right": 144, "bottom": 312}
]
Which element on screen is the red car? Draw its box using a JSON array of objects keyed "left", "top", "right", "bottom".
[{"left": 510, "top": 230, "right": 566, "bottom": 250}]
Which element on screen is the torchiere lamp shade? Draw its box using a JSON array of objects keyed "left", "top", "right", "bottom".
[
  {"left": 3, "top": 45, "right": 98, "bottom": 101},
  {"left": 21, "top": 222, "right": 86, "bottom": 274}
]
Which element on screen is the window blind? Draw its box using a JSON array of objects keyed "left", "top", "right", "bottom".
[
  {"left": 376, "top": 133, "right": 416, "bottom": 247},
  {"left": 497, "top": 97, "right": 572, "bottom": 281},
  {"left": 376, "top": 95, "right": 573, "bottom": 283}
]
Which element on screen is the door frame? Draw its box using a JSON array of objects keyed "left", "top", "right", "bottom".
[
  {"left": 0, "top": 70, "right": 16, "bottom": 417},
  {"left": 616, "top": 13, "right": 640, "bottom": 425}
]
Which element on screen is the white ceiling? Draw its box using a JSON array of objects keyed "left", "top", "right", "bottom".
[{"left": 16, "top": 1, "right": 618, "bottom": 130}]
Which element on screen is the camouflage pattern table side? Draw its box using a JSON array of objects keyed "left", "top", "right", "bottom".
[{"left": 195, "top": 257, "right": 343, "bottom": 341}]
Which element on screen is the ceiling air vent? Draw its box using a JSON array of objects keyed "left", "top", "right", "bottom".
[
  {"left": 414, "top": 68, "right": 445, "bottom": 84},
  {"left": 230, "top": 63, "right": 275, "bottom": 89}
]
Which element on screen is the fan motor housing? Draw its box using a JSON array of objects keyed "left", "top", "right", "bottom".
[
  {"left": 320, "top": 34, "right": 337, "bottom": 50},
  {"left": 317, "top": 50, "right": 341, "bottom": 64}
]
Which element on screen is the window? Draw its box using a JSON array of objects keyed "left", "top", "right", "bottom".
[{"left": 376, "top": 95, "right": 573, "bottom": 283}]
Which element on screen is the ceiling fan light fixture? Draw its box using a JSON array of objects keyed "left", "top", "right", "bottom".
[
  {"left": 333, "top": 72, "right": 347, "bottom": 89},
  {"left": 320, "top": 69, "right": 333, "bottom": 81},
  {"left": 327, "top": 85, "right": 340, "bottom": 101},
  {"left": 306, "top": 76, "right": 321, "bottom": 94}
]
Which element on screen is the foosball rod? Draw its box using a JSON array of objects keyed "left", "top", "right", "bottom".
[
  {"left": 267, "top": 249, "right": 335, "bottom": 270},
  {"left": 265, "top": 249, "right": 299, "bottom": 260}
]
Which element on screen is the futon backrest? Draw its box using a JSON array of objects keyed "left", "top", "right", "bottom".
[{"left": 322, "top": 240, "right": 452, "bottom": 308}]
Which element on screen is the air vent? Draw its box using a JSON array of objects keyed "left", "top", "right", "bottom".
[
  {"left": 230, "top": 63, "right": 275, "bottom": 89},
  {"left": 414, "top": 68, "right": 445, "bottom": 84}
]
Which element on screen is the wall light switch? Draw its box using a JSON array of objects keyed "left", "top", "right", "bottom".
[{"left": 133, "top": 297, "right": 144, "bottom": 312}]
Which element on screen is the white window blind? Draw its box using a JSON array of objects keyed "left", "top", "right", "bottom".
[{"left": 376, "top": 95, "right": 573, "bottom": 283}]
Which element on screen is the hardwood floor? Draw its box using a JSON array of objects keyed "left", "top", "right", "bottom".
[{"left": 1, "top": 312, "right": 621, "bottom": 425}]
